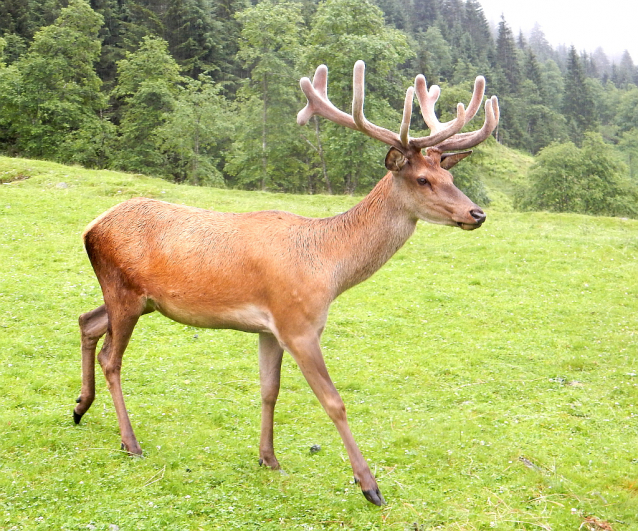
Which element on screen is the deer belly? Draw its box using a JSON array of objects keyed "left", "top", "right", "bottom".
[{"left": 152, "top": 298, "right": 275, "bottom": 334}]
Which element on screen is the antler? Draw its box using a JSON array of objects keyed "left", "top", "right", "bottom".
[
  {"left": 298, "top": 61, "right": 406, "bottom": 150},
  {"left": 435, "top": 95, "right": 500, "bottom": 152},
  {"left": 298, "top": 61, "right": 499, "bottom": 153},
  {"left": 413, "top": 73, "right": 499, "bottom": 151}
]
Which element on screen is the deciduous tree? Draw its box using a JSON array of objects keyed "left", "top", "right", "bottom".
[
  {"left": 0, "top": 0, "right": 107, "bottom": 164},
  {"left": 226, "top": 0, "right": 306, "bottom": 191},
  {"left": 521, "top": 133, "right": 636, "bottom": 216},
  {"left": 111, "top": 36, "right": 182, "bottom": 174},
  {"left": 303, "top": 0, "right": 413, "bottom": 194},
  {"left": 157, "top": 75, "right": 234, "bottom": 185}
]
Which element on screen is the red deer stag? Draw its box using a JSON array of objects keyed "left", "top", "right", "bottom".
[{"left": 74, "top": 60, "right": 499, "bottom": 506}]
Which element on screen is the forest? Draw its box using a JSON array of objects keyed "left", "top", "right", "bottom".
[{"left": 0, "top": 0, "right": 637, "bottom": 215}]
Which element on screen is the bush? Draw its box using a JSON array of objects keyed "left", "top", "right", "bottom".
[{"left": 519, "top": 133, "right": 638, "bottom": 218}]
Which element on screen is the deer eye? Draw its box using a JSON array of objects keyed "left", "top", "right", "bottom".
[{"left": 417, "top": 177, "right": 430, "bottom": 187}]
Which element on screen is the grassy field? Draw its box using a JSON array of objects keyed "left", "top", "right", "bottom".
[{"left": 0, "top": 156, "right": 637, "bottom": 530}]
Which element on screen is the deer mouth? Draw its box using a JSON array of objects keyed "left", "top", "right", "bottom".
[{"left": 457, "top": 221, "right": 483, "bottom": 231}]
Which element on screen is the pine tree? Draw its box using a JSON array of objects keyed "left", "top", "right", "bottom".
[
  {"left": 563, "top": 45, "right": 597, "bottom": 142},
  {"left": 89, "top": 0, "right": 128, "bottom": 86},
  {"left": 163, "top": 0, "right": 221, "bottom": 77},
  {"left": 374, "top": 0, "right": 410, "bottom": 31},
  {"left": 0, "top": 0, "right": 60, "bottom": 44},
  {"left": 463, "top": 0, "right": 493, "bottom": 67},
  {"left": 615, "top": 50, "right": 637, "bottom": 87},
  {"left": 528, "top": 23, "right": 554, "bottom": 63},
  {"left": 591, "top": 47, "right": 611, "bottom": 81},
  {"left": 410, "top": 0, "right": 438, "bottom": 34},
  {"left": 210, "top": 0, "right": 249, "bottom": 93},
  {"left": 495, "top": 15, "right": 521, "bottom": 93}
]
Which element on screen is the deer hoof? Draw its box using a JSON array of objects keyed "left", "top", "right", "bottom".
[
  {"left": 121, "top": 442, "right": 143, "bottom": 457},
  {"left": 73, "top": 410, "right": 83, "bottom": 425},
  {"left": 362, "top": 488, "right": 386, "bottom": 506},
  {"left": 258, "top": 456, "right": 281, "bottom": 469}
]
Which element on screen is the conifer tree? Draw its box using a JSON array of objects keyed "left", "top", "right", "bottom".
[
  {"left": 528, "top": 23, "right": 554, "bottom": 63},
  {"left": 563, "top": 45, "right": 597, "bottom": 142},
  {"left": 410, "top": 0, "right": 438, "bottom": 34},
  {"left": 591, "top": 47, "right": 611, "bottom": 81},
  {"left": 615, "top": 50, "right": 637, "bottom": 87},
  {"left": 495, "top": 15, "right": 521, "bottom": 93},
  {"left": 463, "top": 0, "right": 493, "bottom": 67},
  {"left": 163, "top": 0, "right": 221, "bottom": 77}
]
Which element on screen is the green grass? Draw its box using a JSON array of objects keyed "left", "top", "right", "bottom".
[{"left": 1, "top": 156, "right": 637, "bottom": 530}]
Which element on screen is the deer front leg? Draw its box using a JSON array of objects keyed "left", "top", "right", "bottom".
[
  {"left": 258, "top": 332, "right": 284, "bottom": 469},
  {"left": 285, "top": 334, "right": 386, "bottom": 506},
  {"left": 74, "top": 305, "right": 109, "bottom": 424}
]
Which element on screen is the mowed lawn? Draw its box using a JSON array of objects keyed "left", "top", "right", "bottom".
[{"left": 1, "top": 156, "right": 637, "bottom": 530}]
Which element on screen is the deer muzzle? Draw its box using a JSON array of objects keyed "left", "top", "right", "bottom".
[{"left": 457, "top": 208, "right": 486, "bottom": 230}]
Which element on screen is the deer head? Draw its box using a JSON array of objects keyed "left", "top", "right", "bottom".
[{"left": 297, "top": 61, "right": 499, "bottom": 230}]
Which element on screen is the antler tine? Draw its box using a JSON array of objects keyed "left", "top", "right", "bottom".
[
  {"left": 435, "top": 96, "right": 500, "bottom": 152},
  {"left": 314, "top": 64, "right": 328, "bottom": 99},
  {"left": 465, "top": 76, "right": 486, "bottom": 124},
  {"left": 399, "top": 86, "right": 414, "bottom": 148},
  {"left": 351, "top": 60, "right": 404, "bottom": 149},
  {"left": 414, "top": 75, "right": 440, "bottom": 132},
  {"left": 297, "top": 65, "right": 357, "bottom": 129},
  {"left": 410, "top": 75, "right": 467, "bottom": 150}
]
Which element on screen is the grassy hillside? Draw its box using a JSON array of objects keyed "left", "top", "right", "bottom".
[
  {"left": 1, "top": 156, "right": 637, "bottom": 530},
  {"left": 466, "top": 140, "right": 535, "bottom": 211}
]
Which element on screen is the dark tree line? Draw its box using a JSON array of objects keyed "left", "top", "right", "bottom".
[{"left": 1, "top": 0, "right": 637, "bottom": 208}]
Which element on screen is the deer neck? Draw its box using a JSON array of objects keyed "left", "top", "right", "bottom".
[{"left": 323, "top": 172, "right": 417, "bottom": 295}]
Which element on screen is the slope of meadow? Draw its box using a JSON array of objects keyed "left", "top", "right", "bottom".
[{"left": 1, "top": 156, "right": 637, "bottom": 530}]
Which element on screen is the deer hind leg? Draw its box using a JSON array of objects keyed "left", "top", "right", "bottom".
[
  {"left": 258, "top": 332, "right": 284, "bottom": 469},
  {"left": 74, "top": 305, "right": 109, "bottom": 424},
  {"left": 284, "top": 334, "right": 386, "bottom": 506},
  {"left": 96, "top": 290, "right": 146, "bottom": 455}
]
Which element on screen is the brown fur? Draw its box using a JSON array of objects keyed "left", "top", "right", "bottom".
[{"left": 74, "top": 148, "right": 485, "bottom": 507}]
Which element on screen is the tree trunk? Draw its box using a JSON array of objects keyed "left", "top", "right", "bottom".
[
  {"left": 193, "top": 114, "right": 200, "bottom": 185},
  {"left": 261, "top": 75, "right": 268, "bottom": 191},
  {"left": 313, "top": 117, "right": 332, "bottom": 194}
]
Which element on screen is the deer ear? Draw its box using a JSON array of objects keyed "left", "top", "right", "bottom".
[
  {"left": 385, "top": 148, "right": 407, "bottom": 172},
  {"left": 440, "top": 150, "right": 473, "bottom": 169}
]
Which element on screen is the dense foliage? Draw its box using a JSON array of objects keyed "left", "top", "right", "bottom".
[
  {"left": 519, "top": 133, "right": 638, "bottom": 217},
  {"left": 1, "top": 0, "right": 637, "bottom": 212}
]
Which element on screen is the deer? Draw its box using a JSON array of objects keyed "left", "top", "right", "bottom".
[{"left": 73, "top": 60, "right": 499, "bottom": 506}]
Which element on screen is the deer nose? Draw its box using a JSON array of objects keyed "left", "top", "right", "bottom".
[{"left": 470, "top": 208, "right": 486, "bottom": 225}]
